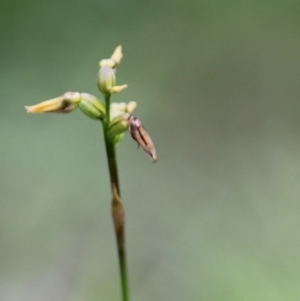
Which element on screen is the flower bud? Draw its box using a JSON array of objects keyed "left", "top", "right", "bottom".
[
  {"left": 79, "top": 93, "right": 105, "bottom": 120},
  {"left": 97, "top": 65, "right": 116, "bottom": 95},
  {"left": 25, "top": 92, "right": 81, "bottom": 114},
  {"left": 129, "top": 116, "right": 157, "bottom": 163}
]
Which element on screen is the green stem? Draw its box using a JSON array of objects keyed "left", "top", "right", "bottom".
[{"left": 102, "top": 94, "right": 129, "bottom": 301}]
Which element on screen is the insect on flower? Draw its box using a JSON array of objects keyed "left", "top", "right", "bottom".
[{"left": 129, "top": 116, "right": 157, "bottom": 163}]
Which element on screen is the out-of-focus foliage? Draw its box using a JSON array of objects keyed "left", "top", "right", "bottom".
[{"left": 1, "top": 1, "right": 300, "bottom": 300}]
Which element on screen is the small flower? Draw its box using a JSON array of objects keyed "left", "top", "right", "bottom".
[
  {"left": 129, "top": 116, "right": 157, "bottom": 163},
  {"left": 110, "top": 101, "right": 137, "bottom": 120},
  {"left": 25, "top": 92, "right": 81, "bottom": 114},
  {"left": 107, "top": 101, "right": 137, "bottom": 145},
  {"left": 79, "top": 93, "right": 106, "bottom": 120},
  {"left": 97, "top": 46, "right": 127, "bottom": 96}
]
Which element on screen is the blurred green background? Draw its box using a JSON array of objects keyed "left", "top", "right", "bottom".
[{"left": 1, "top": 0, "right": 300, "bottom": 300}]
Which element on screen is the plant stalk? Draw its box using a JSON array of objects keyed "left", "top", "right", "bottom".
[{"left": 102, "top": 94, "right": 129, "bottom": 301}]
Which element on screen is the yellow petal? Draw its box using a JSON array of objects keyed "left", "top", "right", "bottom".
[
  {"left": 25, "top": 97, "right": 65, "bottom": 113},
  {"left": 25, "top": 92, "right": 81, "bottom": 114},
  {"left": 111, "top": 45, "right": 123, "bottom": 65},
  {"left": 110, "top": 84, "right": 128, "bottom": 94},
  {"left": 126, "top": 101, "right": 137, "bottom": 114}
]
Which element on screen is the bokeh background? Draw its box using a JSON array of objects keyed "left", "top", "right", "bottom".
[{"left": 1, "top": 1, "right": 300, "bottom": 300}]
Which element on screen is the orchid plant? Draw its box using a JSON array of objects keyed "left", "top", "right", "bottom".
[{"left": 25, "top": 46, "right": 157, "bottom": 301}]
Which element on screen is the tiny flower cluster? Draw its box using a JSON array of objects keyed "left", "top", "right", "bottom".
[{"left": 25, "top": 46, "right": 157, "bottom": 162}]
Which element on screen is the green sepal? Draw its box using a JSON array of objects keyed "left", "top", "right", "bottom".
[
  {"left": 79, "top": 93, "right": 105, "bottom": 120},
  {"left": 108, "top": 114, "right": 130, "bottom": 142}
]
